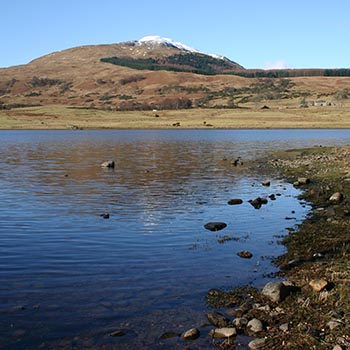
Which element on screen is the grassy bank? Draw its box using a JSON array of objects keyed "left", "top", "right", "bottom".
[
  {"left": 266, "top": 146, "right": 350, "bottom": 349},
  {"left": 206, "top": 146, "right": 350, "bottom": 349},
  {"left": 1, "top": 105, "right": 350, "bottom": 129}
]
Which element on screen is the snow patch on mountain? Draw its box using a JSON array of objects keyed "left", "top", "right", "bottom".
[
  {"left": 137, "top": 35, "right": 229, "bottom": 61},
  {"left": 138, "top": 36, "right": 200, "bottom": 53}
]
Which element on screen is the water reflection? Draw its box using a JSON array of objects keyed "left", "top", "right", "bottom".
[{"left": 1, "top": 129, "right": 350, "bottom": 350}]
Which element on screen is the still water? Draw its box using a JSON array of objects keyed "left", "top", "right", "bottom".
[{"left": 1, "top": 129, "right": 350, "bottom": 350}]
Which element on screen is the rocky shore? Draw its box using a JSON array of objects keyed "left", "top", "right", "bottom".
[{"left": 202, "top": 146, "right": 350, "bottom": 350}]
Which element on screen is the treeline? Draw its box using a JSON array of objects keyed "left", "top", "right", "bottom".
[
  {"left": 101, "top": 53, "right": 240, "bottom": 75},
  {"left": 234, "top": 69, "right": 350, "bottom": 78},
  {"left": 101, "top": 55, "right": 350, "bottom": 78}
]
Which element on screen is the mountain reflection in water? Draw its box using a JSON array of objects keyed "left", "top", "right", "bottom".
[{"left": 1, "top": 129, "right": 350, "bottom": 350}]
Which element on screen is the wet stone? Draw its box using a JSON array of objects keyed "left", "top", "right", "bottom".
[
  {"left": 160, "top": 331, "right": 180, "bottom": 339},
  {"left": 110, "top": 330, "right": 126, "bottom": 337},
  {"left": 232, "top": 317, "right": 248, "bottom": 329},
  {"left": 204, "top": 222, "right": 227, "bottom": 231},
  {"left": 228, "top": 198, "right": 243, "bottom": 205},
  {"left": 209, "top": 327, "right": 237, "bottom": 339},
  {"left": 207, "top": 311, "right": 230, "bottom": 327},
  {"left": 100, "top": 212, "right": 110, "bottom": 219},
  {"left": 237, "top": 250, "right": 253, "bottom": 259},
  {"left": 101, "top": 160, "right": 115, "bottom": 168},
  {"left": 182, "top": 327, "right": 200, "bottom": 340}
]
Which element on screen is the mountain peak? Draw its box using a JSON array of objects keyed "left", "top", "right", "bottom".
[{"left": 137, "top": 36, "right": 199, "bottom": 53}]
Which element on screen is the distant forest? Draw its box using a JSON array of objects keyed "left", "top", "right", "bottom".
[
  {"left": 234, "top": 68, "right": 350, "bottom": 78},
  {"left": 101, "top": 54, "right": 350, "bottom": 78},
  {"left": 101, "top": 52, "right": 240, "bottom": 75}
]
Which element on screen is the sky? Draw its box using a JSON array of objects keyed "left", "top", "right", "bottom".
[{"left": 1, "top": 0, "right": 350, "bottom": 69}]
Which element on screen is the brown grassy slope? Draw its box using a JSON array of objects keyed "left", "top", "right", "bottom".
[
  {"left": 1, "top": 42, "right": 350, "bottom": 114},
  {"left": 0, "top": 43, "right": 252, "bottom": 108}
]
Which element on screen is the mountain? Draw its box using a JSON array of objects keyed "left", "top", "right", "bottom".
[
  {"left": 0, "top": 36, "right": 247, "bottom": 110},
  {"left": 100, "top": 36, "right": 244, "bottom": 74},
  {"left": 0, "top": 36, "right": 349, "bottom": 112}
]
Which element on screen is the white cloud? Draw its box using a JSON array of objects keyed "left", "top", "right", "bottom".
[{"left": 264, "top": 60, "right": 289, "bottom": 70}]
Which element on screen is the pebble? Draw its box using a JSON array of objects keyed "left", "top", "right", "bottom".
[
  {"left": 209, "top": 327, "right": 237, "bottom": 339},
  {"left": 237, "top": 250, "right": 253, "bottom": 259},
  {"left": 333, "top": 345, "right": 343, "bottom": 350},
  {"left": 110, "top": 330, "right": 126, "bottom": 337},
  {"left": 182, "top": 328, "right": 200, "bottom": 340},
  {"left": 160, "top": 331, "right": 180, "bottom": 339},
  {"left": 101, "top": 160, "right": 115, "bottom": 168},
  {"left": 279, "top": 323, "right": 289, "bottom": 332},
  {"left": 309, "top": 279, "right": 329, "bottom": 292},
  {"left": 227, "top": 198, "right": 243, "bottom": 205},
  {"left": 248, "top": 338, "right": 266, "bottom": 349},
  {"left": 207, "top": 311, "right": 230, "bottom": 327},
  {"left": 261, "top": 281, "right": 291, "bottom": 303},
  {"left": 247, "top": 318, "right": 263, "bottom": 333},
  {"left": 204, "top": 222, "right": 227, "bottom": 231},
  {"left": 297, "top": 177, "right": 311, "bottom": 185},
  {"left": 232, "top": 317, "right": 248, "bottom": 329},
  {"left": 327, "top": 320, "right": 342, "bottom": 330},
  {"left": 329, "top": 192, "right": 344, "bottom": 202}
]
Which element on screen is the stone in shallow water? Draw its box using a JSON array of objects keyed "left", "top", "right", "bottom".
[
  {"left": 237, "top": 250, "right": 253, "bottom": 259},
  {"left": 160, "top": 331, "right": 180, "bottom": 339},
  {"left": 207, "top": 311, "right": 230, "bottom": 327},
  {"left": 182, "top": 328, "right": 200, "bottom": 340},
  {"left": 101, "top": 160, "right": 115, "bottom": 168},
  {"left": 204, "top": 222, "right": 227, "bottom": 231},
  {"left": 228, "top": 198, "right": 243, "bottom": 205},
  {"left": 209, "top": 327, "right": 237, "bottom": 339},
  {"left": 110, "top": 330, "right": 126, "bottom": 337}
]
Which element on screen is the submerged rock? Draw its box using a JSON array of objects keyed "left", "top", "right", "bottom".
[
  {"left": 160, "top": 331, "right": 180, "bottom": 339},
  {"left": 110, "top": 330, "right": 126, "bottom": 337},
  {"left": 204, "top": 222, "right": 227, "bottom": 231}
]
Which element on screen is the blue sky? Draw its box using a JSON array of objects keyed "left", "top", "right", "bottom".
[{"left": 1, "top": 0, "right": 349, "bottom": 69}]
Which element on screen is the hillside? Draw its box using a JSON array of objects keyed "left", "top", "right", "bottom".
[{"left": 0, "top": 36, "right": 349, "bottom": 113}]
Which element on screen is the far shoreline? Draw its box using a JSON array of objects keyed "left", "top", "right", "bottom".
[{"left": 2, "top": 105, "right": 350, "bottom": 130}]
